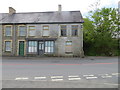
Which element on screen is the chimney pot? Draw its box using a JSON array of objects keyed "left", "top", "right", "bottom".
[
  {"left": 58, "top": 4, "right": 62, "bottom": 12},
  {"left": 9, "top": 7, "right": 16, "bottom": 15}
]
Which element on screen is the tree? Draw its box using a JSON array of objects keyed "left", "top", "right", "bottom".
[{"left": 83, "top": 8, "right": 119, "bottom": 56}]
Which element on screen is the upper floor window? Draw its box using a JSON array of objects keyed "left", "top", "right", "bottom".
[
  {"left": 42, "top": 26, "right": 49, "bottom": 36},
  {"left": 18, "top": 26, "right": 26, "bottom": 36},
  {"left": 29, "top": 26, "right": 36, "bottom": 36},
  {"left": 5, "top": 41, "right": 12, "bottom": 52},
  {"left": 5, "top": 26, "right": 12, "bottom": 36},
  {"left": 61, "top": 25, "right": 67, "bottom": 36},
  {"left": 72, "top": 25, "right": 78, "bottom": 36}
]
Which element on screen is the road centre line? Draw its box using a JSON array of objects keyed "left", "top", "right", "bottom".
[
  {"left": 68, "top": 75, "right": 79, "bottom": 78},
  {"left": 68, "top": 78, "right": 81, "bottom": 80},
  {"left": 104, "top": 83, "right": 119, "bottom": 86},
  {"left": 112, "top": 73, "right": 119, "bottom": 75},
  {"left": 51, "top": 79, "right": 63, "bottom": 81},
  {"left": 51, "top": 76, "right": 63, "bottom": 78},
  {"left": 34, "top": 77, "right": 46, "bottom": 79},
  {"left": 86, "top": 77, "right": 98, "bottom": 79},
  {"left": 101, "top": 76, "right": 112, "bottom": 78},
  {"left": 15, "top": 77, "right": 29, "bottom": 80},
  {"left": 83, "top": 75, "right": 94, "bottom": 77}
]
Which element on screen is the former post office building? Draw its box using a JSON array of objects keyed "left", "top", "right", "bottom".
[{"left": 0, "top": 5, "right": 84, "bottom": 57}]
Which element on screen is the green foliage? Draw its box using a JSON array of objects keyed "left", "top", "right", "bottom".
[{"left": 83, "top": 8, "right": 119, "bottom": 56}]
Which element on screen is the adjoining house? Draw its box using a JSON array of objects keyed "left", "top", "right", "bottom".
[{"left": 0, "top": 5, "right": 84, "bottom": 57}]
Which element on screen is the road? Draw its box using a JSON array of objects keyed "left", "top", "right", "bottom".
[{"left": 2, "top": 56, "right": 119, "bottom": 88}]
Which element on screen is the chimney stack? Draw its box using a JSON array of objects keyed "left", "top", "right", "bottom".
[
  {"left": 9, "top": 7, "right": 16, "bottom": 15},
  {"left": 58, "top": 4, "right": 62, "bottom": 12}
]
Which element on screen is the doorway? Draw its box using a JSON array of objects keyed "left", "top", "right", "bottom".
[
  {"left": 38, "top": 41, "right": 44, "bottom": 55},
  {"left": 19, "top": 41, "right": 24, "bottom": 56}
]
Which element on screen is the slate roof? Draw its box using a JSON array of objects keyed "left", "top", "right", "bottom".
[{"left": 0, "top": 11, "right": 84, "bottom": 24}]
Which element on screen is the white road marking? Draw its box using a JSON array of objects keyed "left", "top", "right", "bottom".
[
  {"left": 68, "top": 75, "right": 79, "bottom": 78},
  {"left": 34, "top": 77, "right": 46, "bottom": 79},
  {"left": 51, "top": 79, "right": 63, "bottom": 81},
  {"left": 83, "top": 75, "right": 94, "bottom": 77},
  {"left": 99, "top": 74, "right": 109, "bottom": 76},
  {"left": 68, "top": 78, "right": 81, "bottom": 80},
  {"left": 104, "top": 83, "right": 119, "bottom": 86},
  {"left": 112, "top": 73, "right": 119, "bottom": 75},
  {"left": 101, "top": 75, "right": 112, "bottom": 78},
  {"left": 15, "top": 77, "right": 29, "bottom": 80},
  {"left": 86, "top": 77, "right": 97, "bottom": 79},
  {"left": 51, "top": 76, "right": 63, "bottom": 79}
]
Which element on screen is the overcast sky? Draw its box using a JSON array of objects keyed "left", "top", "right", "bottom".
[{"left": 0, "top": 0, "right": 119, "bottom": 17}]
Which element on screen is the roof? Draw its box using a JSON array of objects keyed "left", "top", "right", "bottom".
[{"left": 0, "top": 11, "right": 84, "bottom": 24}]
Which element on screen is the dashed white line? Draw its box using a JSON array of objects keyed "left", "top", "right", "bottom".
[
  {"left": 112, "top": 73, "right": 119, "bottom": 75},
  {"left": 86, "top": 77, "right": 98, "bottom": 79},
  {"left": 15, "top": 77, "right": 29, "bottom": 80},
  {"left": 68, "top": 78, "right": 81, "bottom": 80},
  {"left": 101, "top": 76, "right": 112, "bottom": 78},
  {"left": 68, "top": 75, "right": 79, "bottom": 78},
  {"left": 51, "top": 76, "right": 63, "bottom": 79},
  {"left": 83, "top": 75, "right": 94, "bottom": 77},
  {"left": 51, "top": 79, "right": 63, "bottom": 81},
  {"left": 34, "top": 77, "right": 46, "bottom": 79},
  {"left": 104, "top": 83, "right": 119, "bottom": 86}
]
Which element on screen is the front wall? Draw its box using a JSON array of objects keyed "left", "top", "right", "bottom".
[{"left": 2, "top": 23, "right": 83, "bottom": 57}]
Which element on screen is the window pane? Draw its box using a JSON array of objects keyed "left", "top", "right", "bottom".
[
  {"left": 61, "top": 25, "right": 66, "bottom": 36},
  {"left": 43, "top": 30, "right": 49, "bottom": 36},
  {"left": 29, "top": 30, "right": 36, "bottom": 36},
  {"left": 72, "top": 25, "right": 78, "bottom": 36},
  {"left": 5, "top": 26, "right": 11, "bottom": 36},
  {"left": 19, "top": 26, "right": 26, "bottom": 36},
  {"left": 29, "top": 26, "right": 35, "bottom": 30},
  {"left": 45, "top": 41, "right": 54, "bottom": 53},
  {"left": 43, "top": 26, "right": 49, "bottom": 29},
  {"left": 5, "top": 41, "right": 11, "bottom": 51},
  {"left": 29, "top": 26, "right": 35, "bottom": 36},
  {"left": 28, "top": 41, "right": 37, "bottom": 53},
  {"left": 66, "top": 41, "right": 72, "bottom": 46}
]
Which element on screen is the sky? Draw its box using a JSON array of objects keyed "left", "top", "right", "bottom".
[{"left": 0, "top": 0, "right": 119, "bottom": 17}]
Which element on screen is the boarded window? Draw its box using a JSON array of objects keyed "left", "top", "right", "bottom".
[
  {"left": 45, "top": 41, "right": 54, "bottom": 53},
  {"left": 61, "top": 25, "right": 67, "bottom": 36},
  {"left": 5, "top": 41, "right": 11, "bottom": 51},
  {"left": 5, "top": 26, "right": 12, "bottom": 36},
  {"left": 72, "top": 25, "right": 78, "bottom": 36},
  {"left": 43, "top": 26, "right": 49, "bottom": 36},
  {"left": 29, "top": 26, "right": 36, "bottom": 36},
  {"left": 19, "top": 26, "right": 26, "bottom": 36},
  {"left": 65, "top": 41, "right": 72, "bottom": 53},
  {"left": 28, "top": 41, "right": 37, "bottom": 53}
]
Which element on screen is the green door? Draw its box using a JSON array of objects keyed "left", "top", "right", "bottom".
[{"left": 19, "top": 41, "right": 24, "bottom": 56}]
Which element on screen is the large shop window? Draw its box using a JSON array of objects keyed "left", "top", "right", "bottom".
[
  {"left": 5, "top": 41, "right": 12, "bottom": 52},
  {"left": 28, "top": 41, "right": 37, "bottom": 53},
  {"left": 45, "top": 41, "right": 54, "bottom": 53}
]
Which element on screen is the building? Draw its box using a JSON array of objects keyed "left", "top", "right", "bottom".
[{"left": 0, "top": 5, "right": 84, "bottom": 57}]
